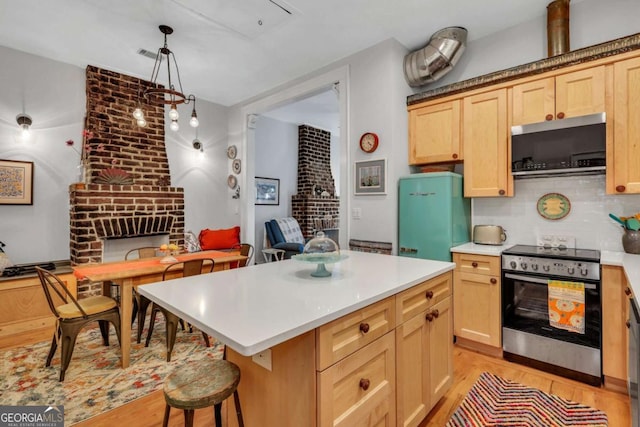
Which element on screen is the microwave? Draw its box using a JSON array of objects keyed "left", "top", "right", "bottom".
[{"left": 511, "top": 112, "right": 606, "bottom": 178}]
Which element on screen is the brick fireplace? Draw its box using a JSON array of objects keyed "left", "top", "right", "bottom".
[
  {"left": 291, "top": 125, "right": 339, "bottom": 239},
  {"left": 69, "top": 66, "right": 185, "bottom": 295}
]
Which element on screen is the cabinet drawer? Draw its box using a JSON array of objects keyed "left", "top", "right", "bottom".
[
  {"left": 317, "top": 331, "right": 396, "bottom": 427},
  {"left": 396, "top": 272, "right": 452, "bottom": 324},
  {"left": 317, "top": 297, "right": 395, "bottom": 371},
  {"left": 453, "top": 253, "right": 500, "bottom": 276}
]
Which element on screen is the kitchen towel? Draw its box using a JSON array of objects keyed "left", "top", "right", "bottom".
[{"left": 548, "top": 279, "right": 585, "bottom": 334}]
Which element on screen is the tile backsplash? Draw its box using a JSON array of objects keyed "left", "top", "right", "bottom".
[{"left": 472, "top": 175, "right": 640, "bottom": 252}]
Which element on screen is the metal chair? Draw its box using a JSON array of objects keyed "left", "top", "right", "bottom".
[
  {"left": 145, "top": 258, "right": 215, "bottom": 361},
  {"left": 120, "top": 247, "right": 158, "bottom": 343},
  {"left": 231, "top": 243, "right": 254, "bottom": 267},
  {"left": 36, "top": 267, "right": 122, "bottom": 381}
]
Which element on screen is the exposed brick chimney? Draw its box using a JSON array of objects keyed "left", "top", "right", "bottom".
[
  {"left": 69, "top": 66, "right": 185, "bottom": 281},
  {"left": 291, "top": 125, "right": 339, "bottom": 238}
]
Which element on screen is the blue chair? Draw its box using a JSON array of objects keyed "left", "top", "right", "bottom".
[{"left": 264, "top": 219, "right": 304, "bottom": 259}]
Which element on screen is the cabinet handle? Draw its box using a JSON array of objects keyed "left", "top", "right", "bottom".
[
  {"left": 545, "top": 114, "right": 553, "bottom": 121},
  {"left": 425, "top": 290, "right": 434, "bottom": 299},
  {"left": 425, "top": 312, "right": 434, "bottom": 322},
  {"left": 626, "top": 287, "right": 632, "bottom": 296},
  {"left": 471, "top": 262, "right": 478, "bottom": 268},
  {"left": 359, "top": 378, "right": 370, "bottom": 391},
  {"left": 452, "top": 153, "right": 458, "bottom": 159},
  {"left": 498, "top": 189, "right": 505, "bottom": 196},
  {"left": 627, "top": 320, "right": 631, "bottom": 329},
  {"left": 616, "top": 185, "right": 626, "bottom": 193},
  {"left": 557, "top": 112, "right": 565, "bottom": 119},
  {"left": 359, "top": 322, "right": 370, "bottom": 334},
  {"left": 432, "top": 309, "right": 439, "bottom": 318},
  {"left": 490, "top": 278, "right": 497, "bottom": 284}
]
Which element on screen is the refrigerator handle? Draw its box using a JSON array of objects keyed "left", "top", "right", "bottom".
[{"left": 400, "top": 247, "right": 418, "bottom": 254}]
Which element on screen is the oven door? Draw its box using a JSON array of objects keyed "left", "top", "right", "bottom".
[{"left": 502, "top": 272, "right": 601, "bottom": 349}]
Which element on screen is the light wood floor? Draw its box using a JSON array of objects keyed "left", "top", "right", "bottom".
[{"left": 3, "top": 331, "right": 630, "bottom": 426}]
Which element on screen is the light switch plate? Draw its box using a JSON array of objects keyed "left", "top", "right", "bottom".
[
  {"left": 352, "top": 207, "right": 362, "bottom": 220},
  {"left": 251, "top": 349, "right": 272, "bottom": 371}
]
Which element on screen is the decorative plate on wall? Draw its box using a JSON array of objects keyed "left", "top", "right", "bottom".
[
  {"left": 537, "top": 193, "right": 571, "bottom": 220},
  {"left": 227, "top": 145, "right": 237, "bottom": 159},
  {"left": 232, "top": 159, "right": 241, "bottom": 174},
  {"left": 227, "top": 174, "right": 237, "bottom": 189}
]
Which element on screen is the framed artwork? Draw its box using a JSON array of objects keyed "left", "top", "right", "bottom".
[
  {"left": 0, "top": 159, "right": 33, "bottom": 205},
  {"left": 255, "top": 177, "right": 280, "bottom": 205},
  {"left": 355, "top": 158, "right": 386, "bottom": 195}
]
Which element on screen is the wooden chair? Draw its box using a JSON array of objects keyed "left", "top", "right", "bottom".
[
  {"left": 36, "top": 267, "right": 122, "bottom": 381},
  {"left": 145, "top": 258, "right": 215, "bottom": 361},
  {"left": 163, "top": 358, "right": 244, "bottom": 427},
  {"left": 231, "top": 243, "right": 254, "bottom": 267}
]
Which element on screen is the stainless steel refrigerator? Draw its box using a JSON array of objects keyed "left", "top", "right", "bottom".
[{"left": 398, "top": 172, "right": 470, "bottom": 262}]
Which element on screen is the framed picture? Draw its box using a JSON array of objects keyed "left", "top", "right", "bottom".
[
  {"left": 0, "top": 159, "right": 34, "bottom": 205},
  {"left": 355, "top": 158, "right": 386, "bottom": 195},
  {"left": 255, "top": 177, "right": 280, "bottom": 205}
]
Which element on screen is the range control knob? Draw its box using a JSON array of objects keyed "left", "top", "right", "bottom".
[
  {"left": 567, "top": 266, "right": 575, "bottom": 275},
  {"left": 510, "top": 261, "right": 517, "bottom": 269},
  {"left": 520, "top": 262, "right": 527, "bottom": 270},
  {"left": 543, "top": 265, "right": 550, "bottom": 272},
  {"left": 531, "top": 264, "right": 539, "bottom": 271}
]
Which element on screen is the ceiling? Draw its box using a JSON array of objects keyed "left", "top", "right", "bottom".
[{"left": 0, "top": 0, "right": 581, "bottom": 108}]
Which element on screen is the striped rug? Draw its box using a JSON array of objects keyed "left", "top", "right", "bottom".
[{"left": 446, "top": 372, "right": 608, "bottom": 426}]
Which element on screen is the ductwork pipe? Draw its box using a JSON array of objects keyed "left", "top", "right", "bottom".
[{"left": 404, "top": 26, "right": 467, "bottom": 87}]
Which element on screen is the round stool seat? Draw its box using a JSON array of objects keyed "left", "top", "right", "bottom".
[{"left": 164, "top": 359, "right": 241, "bottom": 410}]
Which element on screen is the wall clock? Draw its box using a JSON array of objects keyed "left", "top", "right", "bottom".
[
  {"left": 359, "top": 132, "right": 379, "bottom": 153},
  {"left": 232, "top": 159, "right": 242, "bottom": 174}
]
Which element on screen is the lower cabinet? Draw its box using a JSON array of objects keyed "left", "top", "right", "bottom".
[
  {"left": 602, "top": 265, "right": 630, "bottom": 392},
  {"left": 396, "top": 296, "right": 453, "bottom": 427},
  {"left": 318, "top": 332, "right": 396, "bottom": 427}
]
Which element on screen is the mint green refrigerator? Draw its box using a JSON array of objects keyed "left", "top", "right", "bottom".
[{"left": 398, "top": 172, "right": 470, "bottom": 262}]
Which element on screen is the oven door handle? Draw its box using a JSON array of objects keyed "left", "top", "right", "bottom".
[{"left": 504, "top": 273, "right": 596, "bottom": 289}]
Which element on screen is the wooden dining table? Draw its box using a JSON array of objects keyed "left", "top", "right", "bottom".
[{"left": 72, "top": 250, "right": 247, "bottom": 368}]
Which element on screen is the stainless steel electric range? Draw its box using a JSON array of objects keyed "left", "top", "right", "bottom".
[{"left": 501, "top": 244, "right": 602, "bottom": 386}]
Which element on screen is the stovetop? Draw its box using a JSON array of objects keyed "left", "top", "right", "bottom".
[
  {"left": 502, "top": 244, "right": 600, "bottom": 262},
  {"left": 2, "top": 262, "right": 56, "bottom": 277}
]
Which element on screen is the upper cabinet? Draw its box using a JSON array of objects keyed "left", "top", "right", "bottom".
[
  {"left": 512, "top": 67, "right": 606, "bottom": 126},
  {"left": 408, "top": 100, "right": 461, "bottom": 165},
  {"left": 611, "top": 57, "right": 640, "bottom": 194},
  {"left": 462, "top": 89, "right": 512, "bottom": 198}
]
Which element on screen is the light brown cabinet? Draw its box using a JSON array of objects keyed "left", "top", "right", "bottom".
[
  {"left": 453, "top": 253, "right": 502, "bottom": 353},
  {"left": 511, "top": 67, "right": 606, "bottom": 126},
  {"left": 601, "top": 265, "right": 630, "bottom": 393},
  {"left": 408, "top": 100, "right": 461, "bottom": 165},
  {"left": 396, "top": 273, "right": 453, "bottom": 427},
  {"left": 611, "top": 56, "right": 640, "bottom": 194},
  {"left": 462, "top": 89, "right": 512, "bottom": 198}
]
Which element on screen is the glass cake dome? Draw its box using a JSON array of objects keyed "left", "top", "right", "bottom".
[{"left": 293, "top": 232, "right": 347, "bottom": 277}]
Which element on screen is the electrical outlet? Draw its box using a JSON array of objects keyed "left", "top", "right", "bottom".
[
  {"left": 251, "top": 349, "right": 272, "bottom": 371},
  {"left": 537, "top": 234, "right": 554, "bottom": 247}
]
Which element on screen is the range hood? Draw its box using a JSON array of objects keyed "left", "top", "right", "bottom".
[{"left": 511, "top": 112, "right": 606, "bottom": 179}]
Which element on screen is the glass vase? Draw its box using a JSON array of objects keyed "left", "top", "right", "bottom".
[{"left": 622, "top": 229, "right": 640, "bottom": 254}]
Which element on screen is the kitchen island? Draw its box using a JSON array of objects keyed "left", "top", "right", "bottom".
[{"left": 138, "top": 250, "right": 455, "bottom": 426}]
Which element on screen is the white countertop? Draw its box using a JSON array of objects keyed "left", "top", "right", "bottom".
[
  {"left": 138, "top": 250, "right": 454, "bottom": 356},
  {"left": 451, "top": 242, "right": 512, "bottom": 256}
]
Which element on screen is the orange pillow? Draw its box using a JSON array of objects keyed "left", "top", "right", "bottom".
[{"left": 199, "top": 226, "right": 240, "bottom": 250}]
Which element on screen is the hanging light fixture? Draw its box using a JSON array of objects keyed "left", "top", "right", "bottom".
[
  {"left": 133, "top": 25, "right": 199, "bottom": 131},
  {"left": 16, "top": 114, "right": 32, "bottom": 139}
]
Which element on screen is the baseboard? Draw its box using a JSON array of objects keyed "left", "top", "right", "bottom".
[
  {"left": 455, "top": 336, "right": 503, "bottom": 358},
  {"left": 603, "top": 375, "right": 628, "bottom": 394}
]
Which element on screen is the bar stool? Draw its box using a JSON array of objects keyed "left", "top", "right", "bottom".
[
  {"left": 163, "top": 358, "right": 244, "bottom": 427},
  {"left": 262, "top": 247, "right": 285, "bottom": 262}
]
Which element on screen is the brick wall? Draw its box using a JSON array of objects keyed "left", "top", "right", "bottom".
[
  {"left": 71, "top": 66, "right": 185, "bottom": 296},
  {"left": 292, "top": 125, "right": 339, "bottom": 239}
]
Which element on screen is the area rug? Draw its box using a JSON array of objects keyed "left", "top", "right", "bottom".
[
  {"left": 446, "top": 372, "right": 608, "bottom": 427},
  {"left": 0, "top": 319, "right": 223, "bottom": 425}
]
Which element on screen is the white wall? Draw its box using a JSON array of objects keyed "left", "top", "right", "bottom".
[
  {"left": 253, "top": 115, "right": 298, "bottom": 261},
  {"left": 0, "top": 45, "right": 232, "bottom": 264}
]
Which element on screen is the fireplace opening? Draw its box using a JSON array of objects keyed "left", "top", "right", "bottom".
[{"left": 102, "top": 235, "right": 169, "bottom": 262}]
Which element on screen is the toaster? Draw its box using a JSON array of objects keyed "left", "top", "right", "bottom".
[{"left": 473, "top": 225, "right": 507, "bottom": 245}]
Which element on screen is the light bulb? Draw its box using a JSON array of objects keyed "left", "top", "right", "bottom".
[
  {"left": 189, "top": 115, "right": 199, "bottom": 128},
  {"left": 169, "top": 105, "right": 179, "bottom": 120},
  {"left": 137, "top": 118, "right": 147, "bottom": 127},
  {"left": 133, "top": 107, "right": 144, "bottom": 120},
  {"left": 20, "top": 126, "right": 30, "bottom": 140},
  {"left": 170, "top": 120, "right": 179, "bottom": 132}
]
